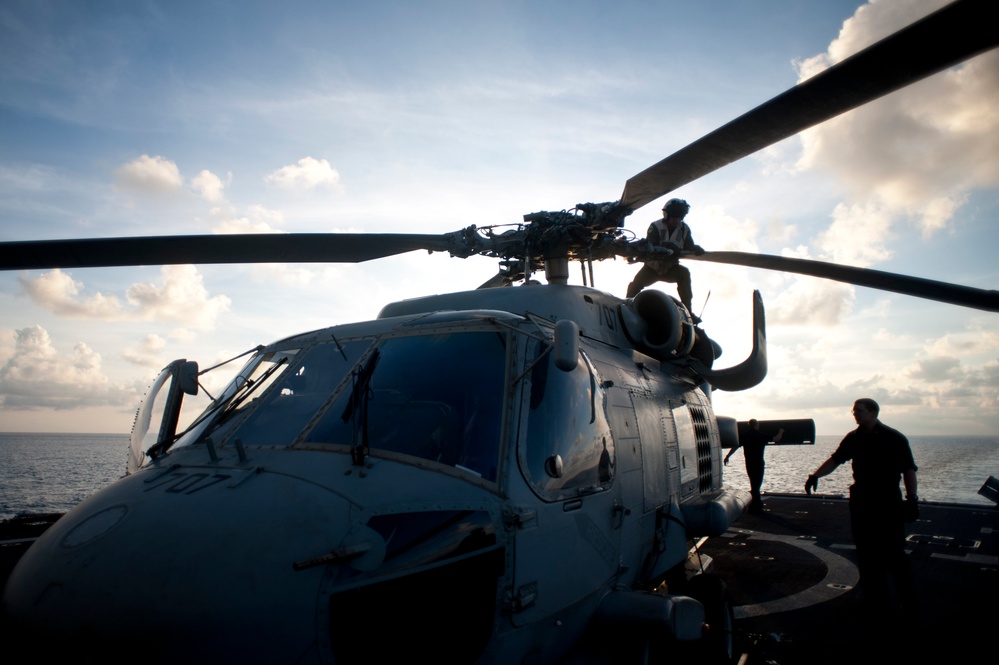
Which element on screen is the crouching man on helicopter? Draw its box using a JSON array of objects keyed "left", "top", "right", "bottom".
[{"left": 626, "top": 197, "right": 705, "bottom": 320}]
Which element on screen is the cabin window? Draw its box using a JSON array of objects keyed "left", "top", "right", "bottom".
[
  {"left": 302, "top": 331, "right": 507, "bottom": 482},
  {"left": 520, "top": 344, "right": 614, "bottom": 500}
]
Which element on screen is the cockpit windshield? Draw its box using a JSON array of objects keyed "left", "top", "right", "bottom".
[
  {"left": 173, "top": 329, "right": 507, "bottom": 483},
  {"left": 303, "top": 332, "right": 507, "bottom": 481},
  {"left": 172, "top": 347, "right": 305, "bottom": 450},
  {"left": 212, "top": 339, "right": 372, "bottom": 447}
]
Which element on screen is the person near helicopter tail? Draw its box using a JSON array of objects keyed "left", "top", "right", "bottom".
[
  {"left": 724, "top": 419, "right": 784, "bottom": 514},
  {"left": 626, "top": 198, "right": 705, "bottom": 318}
]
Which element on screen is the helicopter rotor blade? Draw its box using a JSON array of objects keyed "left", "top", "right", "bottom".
[
  {"left": 477, "top": 272, "right": 510, "bottom": 289},
  {"left": 0, "top": 233, "right": 457, "bottom": 271},
  {"left": 686, "top": 251, "right": 999, "bottom": 313},
  {"left": 620, "top": 0, "right": 999, "bottom": 211}
]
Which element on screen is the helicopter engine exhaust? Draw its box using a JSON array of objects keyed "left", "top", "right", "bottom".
[
  {"left": 619, "top": 290, "right": 696, "bottom": 359},
  {"left": 620, "top": 290, "right": 768, "bottom": 392}
]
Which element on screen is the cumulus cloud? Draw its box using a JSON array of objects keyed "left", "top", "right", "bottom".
[
  {"left": 122, "top": 334, "right": 168, "bottom": 368},
  {"left": 19, "top": 270, "right": 125, "bottom": 318},
  {"left": 191, "top": 169, "right": 228, "bottom": 202},
  {"left": 768, "top": 277, "right": 855, "bottom": 326},
  {"left": 114, "top": 154, "right": 183, "bottom": 194},
  {"left": 0, "top": 325, "right": 135, "bottom": 410},
  {"left": 124, "top": 266, "right": 231, "bottom": 329},
  {"left": 906, "top": 356, "right": 961, "bottom": 383},
  {"left": 730, "top": 301, "right": 999, "bottom": 434},
  {"left": 695, "top": 205, "right": 762, "bottom": 252},
  {"left": 19, "top": 267, "right": 230, "bottom": 330},
  {"left": 209, "top": 203, "right": 285, "bottom": 234},
  {"left": 793, "top": 0, "right": 999, "bottom": 238},
  {"left": 815, "top": 201, "right": 894, "bottom": 266},
  {"left": 265, "top": 157, "right": 342, "bottom": 190}
]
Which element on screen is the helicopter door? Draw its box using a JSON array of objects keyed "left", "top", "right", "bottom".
[{"left": 510, "top": 343, "right": 621, "bottom": 627}]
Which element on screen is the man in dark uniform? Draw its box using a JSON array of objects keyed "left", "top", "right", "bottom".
[
  {"left": 725, "top": 419, "right": 784, "bottom": 514},
  {"left": 626, "top": 198, "right": 705, "bottom": 316},
  {"left": 805, "top": 398, "right": 919, "bottom": 612}
]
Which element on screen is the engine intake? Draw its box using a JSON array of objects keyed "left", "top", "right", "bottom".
[{"left": 619, "top": 290, "right": 695, "bottom": 360}]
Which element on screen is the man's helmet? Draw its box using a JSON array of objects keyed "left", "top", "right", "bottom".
[{"left": 663, "top": 198, "right": 690, "bottom": 218}]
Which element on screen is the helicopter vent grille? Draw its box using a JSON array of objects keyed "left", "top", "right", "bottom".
[{"left": 688, "top": 405, "right": 713, "bottom": 492}]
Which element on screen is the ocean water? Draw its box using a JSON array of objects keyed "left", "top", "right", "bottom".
[
  {"left": 1, "top": 432, "right": 997, "bottom": 522},
  {"left": 724, "top": 435, "right": 999, "bottom": 506},
  {"left": 0, "top": 433, "right": 128, "bottom": 522}
]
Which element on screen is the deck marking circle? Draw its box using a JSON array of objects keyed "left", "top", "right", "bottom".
[{"left": 732, "top": 531, "right": 859, "bottom": 619}]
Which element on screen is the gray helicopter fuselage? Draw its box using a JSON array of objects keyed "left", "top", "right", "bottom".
[{"left": 3, "top": 283, "right": 746, "bottom": 663}]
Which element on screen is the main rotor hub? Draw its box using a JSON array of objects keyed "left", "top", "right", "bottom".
[{"left": 445, "top": 201, "right": 641, "bottom": 284}]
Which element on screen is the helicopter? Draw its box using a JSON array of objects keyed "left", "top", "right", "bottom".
[{"left": 2, "top": 0, "right": 998, "bottom": 662}]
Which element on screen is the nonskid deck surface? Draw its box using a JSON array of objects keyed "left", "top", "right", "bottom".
[{"left": 699, "top": 494, "right": 999, "bottom": 664}]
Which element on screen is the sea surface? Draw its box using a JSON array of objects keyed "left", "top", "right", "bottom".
[{"left": 1, "top": 432, "right": 997, "bottom": 522}]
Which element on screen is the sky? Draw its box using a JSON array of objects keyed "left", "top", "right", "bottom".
[{"left": 0, "top": 0, "right": 996, "bottom": 437}]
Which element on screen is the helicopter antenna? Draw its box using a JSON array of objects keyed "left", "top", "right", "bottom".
[{"left": 699, "top": 290, "right": 712, "bottom": 320}]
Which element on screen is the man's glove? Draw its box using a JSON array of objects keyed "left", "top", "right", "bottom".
[
  {"left": 805, "top": 475, "right": 818, "bottom": 495},
  {"left": 693, "top": 245, "right": 705, "bottom": 256},
  {"left": 904, "top": 497, "right": 920, "bottom": 522}
]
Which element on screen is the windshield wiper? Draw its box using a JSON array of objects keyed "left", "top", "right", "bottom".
[
  {"left": 216, "top": 357, "right": 289, "bottom": 422},
  {"left": 342, "top": 350, "right": 380, "bottom": 465}
]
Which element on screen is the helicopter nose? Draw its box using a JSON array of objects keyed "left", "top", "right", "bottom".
[{"left": 2, "top": 460, "right": 359, "bottom": 661}]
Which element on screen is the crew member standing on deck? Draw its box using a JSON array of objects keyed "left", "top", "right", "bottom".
[
  {"left": 804, "top": 398, "right": 919, "bottom": 613},
  {"left": 725, "top": 419, "right": 784, "bottom": 514},
  {"left": 626, "top": 198, "right": 705, "bottom": 320}
]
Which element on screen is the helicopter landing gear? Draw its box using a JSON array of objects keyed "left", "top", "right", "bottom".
[
  {"left": 645, "top": 574, "right": 736, "bottom": 664},
  {"left": 684, "top": 574, "right": 736, "bottom": 664}
]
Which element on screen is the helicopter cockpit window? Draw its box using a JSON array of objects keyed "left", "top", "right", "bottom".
[
  {"left": 217, "top": 350, "right": 298, "bottom": 414},
  {"left": 521, "top": 343, "right": 614, "bottom": 500},
  {"left": 218, "top": 339, "right": 374, "bottom": 446},
  {"left": 302, "top": 331, "right": 507, "bottom": 482},
  {"left": 174, "top": 347, "right": 304, "bottom": 449}
]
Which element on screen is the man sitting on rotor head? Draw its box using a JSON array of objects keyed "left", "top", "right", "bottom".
[{"left": 626, "top": 198, "right": 705, "bottom": 315}]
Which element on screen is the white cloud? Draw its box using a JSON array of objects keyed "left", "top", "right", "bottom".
[
  {"left": 191, "top": 169, "right": 228, "bottom": 203},
  {"left": 19, "top": 270, "right": 125, "bottom": 318},
  {"left": 122, "top": 334, "right": 168, "bottom": 368},
  {"left": 209, "top": 204, "right": 285, "bottom": 234},
  {"left": 265, "top": 157, "right": 342, "bottom": 190},
  {"left": 19, "top": 267, "right": 231, "bottom": 330},
  {"left": 114, "top": 155, "right": 184, "bottom": 194},
  {"left": 815, "top": 201, "right": 894, "bottom": 267},
  {"left": 769, "top": 277, "right": 855, "bottom": 326},
  {"left": 0, "top": 325, "right": 136, "bottom": 410},
  {"left": 694, "top": 205, "right": 761, "bottom": 252},
  {"left": 124, "top": 266, "right": 231, "bottom": 330},
  {"left": 715, "top": 300, "right": 999, "bottom": 435},
  {"left": 0, "top": 328, "right": 15, "bottom": 364},
  {"left": 794, "top": 0, "right": 999, "bottom": 238},
  {"left": 906, "top": 356, "right": 961, "bottom": 383}
]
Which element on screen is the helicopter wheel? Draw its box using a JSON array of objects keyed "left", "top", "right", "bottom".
[{"left": 683, "top": 574, "right": 736, "bottom": 664}]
